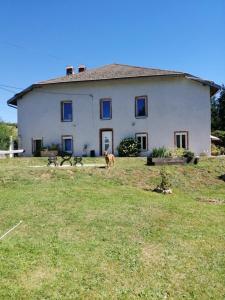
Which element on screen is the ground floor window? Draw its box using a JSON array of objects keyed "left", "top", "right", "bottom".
[
  {"left": 174, "top": 131, "right": 188, "bottom": 149},
  {"left": 62, "top": 136, "right": 73, "bottom": 153},
  {"left": 136, "top": 133, "right": 148, "bottom": 151},
  {"left": 32, "top": 138, "right": 43, "bottom": 155}
]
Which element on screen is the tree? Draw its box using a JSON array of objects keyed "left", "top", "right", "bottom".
[
  {"left": 0, "top": 122, "right": 17, "bottom": 150},
  {"left": 218, "top": 87, "right": 225, "bottom": 130},
  {"left": 211, "top": 96, "right": 219, "bottom": 130},
  {"left": 211, "top": 85, "right": 225, "bottom": 131}
]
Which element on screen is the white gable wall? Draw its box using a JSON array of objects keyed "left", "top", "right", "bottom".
[{"left": 17, "top": 76, "right": 211, "bottom": 156}]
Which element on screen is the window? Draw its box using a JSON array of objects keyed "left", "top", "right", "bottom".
[
  {"left": 62, "top": 136, "right": 73, "bottom": 153},
  {"left": 136, "top": 133, "right": 148, "bottom": 151},
  {"left": 135, "top": 96, "right": 148, "bottom": 118},
  {"left": 175, "top": 131, "right": 188, "bottom": 149},
  {"left": 100, "top": 99, "right": 112, "bottom": 119},
  {"left": 61, "top": 101, "right": 72, "bottom": 122}
]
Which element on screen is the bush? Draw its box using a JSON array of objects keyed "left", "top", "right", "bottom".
[
  {"left": 118, "top": 137, "right": 140, "bottom": 157},
  {"left": 211, "top": 144, "right": 221, "bottom": 156},
  {"left": 151, "top": 147, "right": 168, "bottom": 158},
  {"left": 183, "top": 150, "right": 195, "bottom": 162},
  {"left": 0, "top": 122, "right": 16, "bottom": 150},
  {"left": 168, "top": 148, "right": 185, "bottom": 158},
  {"left": 159, "top": 167, "right": 171, "bottom": 190},
  {"left": 212, "top": 130, "right": 225, "bottom": 146}
]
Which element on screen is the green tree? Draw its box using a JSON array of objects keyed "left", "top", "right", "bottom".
[
  {"left": 218, "top": 86, "right": 225, "bottom": 130},
  {"left": 211, "top": 96, "right": 219, "bottom": 130},
  {"left": 0, "top": 122, "right": 17, "bottom": 150}
]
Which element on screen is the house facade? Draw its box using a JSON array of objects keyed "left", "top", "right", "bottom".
[{"left": 7, "top": 64, "right": 220, "bottom": 156}]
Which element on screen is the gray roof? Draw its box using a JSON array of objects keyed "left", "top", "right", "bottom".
[
  {"left": 39, "top": 63, "right": 184, "bottom": 84},
  {"left": 7, "top": 63, "right": 221, "bottom": 106}
]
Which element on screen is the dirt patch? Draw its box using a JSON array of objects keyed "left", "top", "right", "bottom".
[
  {"left": 20, "top": 265, "right": 58, "bottom": 290},
  {"left": 196, "top": 197, "right": 225, "bottom": 205},
  {"left": 141, "top": 243, "right": 164, "bottom": 266}
]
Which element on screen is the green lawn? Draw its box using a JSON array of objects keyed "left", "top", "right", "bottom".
[{"left": 0, "top": 157, "right": 225, "bottom": 299}]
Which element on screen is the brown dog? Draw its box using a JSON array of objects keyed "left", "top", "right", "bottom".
[{"left": 104, "top": 151, "right": 115, "bottom": 168}]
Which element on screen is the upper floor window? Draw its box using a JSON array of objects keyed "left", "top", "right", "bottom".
[
  {"left": 100, "top": 99, "right": 112, "bottom": 120},
  {"left": 175, "top": 131, "right": 188, "bottom": 149},
  {"left": 136, "top": 133, "right": 148, "bottom": 152},
  {"left": 61, "top": 101, "right": 72, "bottom": 122},
  {"left": 135, "top": 96, "right": 148, "bottom": 118}
]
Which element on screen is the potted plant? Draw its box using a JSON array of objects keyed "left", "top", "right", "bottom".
[{"left": 40, "top": 144, "right": 59, "bottom": 157}]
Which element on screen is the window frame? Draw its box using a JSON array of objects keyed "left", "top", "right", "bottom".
[
  {"left": 61, "top": 101, "right": 73, "bottom": 122},
  {"left": 135, "top": 96, "right": 148, "bottom": 118},
  {"left": 174, "top": 131, "right": 189, "bottom": 150},
  {"left": 135, "top": 132, "right": 148, "bottom": 152},
  {"left": 61, "top": 135, "right": 73, "bottom": 153},
  {"left": 100, "top": 98, "right": 112, "bottom": 120}
]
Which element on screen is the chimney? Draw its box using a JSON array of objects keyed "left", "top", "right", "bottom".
[
  {"left": 78, "top": 65, "right": 86, "bottom": 73},
  {"left": 66, "top": 66, "right": 74, "bottom": 76}
]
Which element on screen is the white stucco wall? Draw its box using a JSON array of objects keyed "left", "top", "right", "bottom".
[{"left": 17, "top": 76, "right": 211, "bottom": 156}]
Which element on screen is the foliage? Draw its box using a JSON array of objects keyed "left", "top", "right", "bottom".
[
  {"left": 151, "top": 147, "right": 169, "bottom": 158},
  {"left": 183, "top": 150, "right": 195, "bottom": 162},
  {"left": 48, "top": 143, "right": 59, "bottom": 151},
  {"left": 151, "top": 147, "right": 194, "bottom": 160},
  {"left": 211, "top": 144, "right": 221, "bottom": 156},
  {"left": 211, "top": 86, "right": 225, "bottom": 130},
  {"left": 117, "top": 137, "right": 140, "bottom": 157},
  {"left": 211, "top": 130, "right": 225, "bottom": 146},
  {"left": 0, "top": 122, "right": 17, "bottom": 150},
  {"left": 159, "top": 167, "right": 171, "bottom": 190},
  {"left": 168, "top": 148, "right": 185, "bottom": 158},
  {"left": 211, "top": 96, "right": 220, "bottom": 130}
]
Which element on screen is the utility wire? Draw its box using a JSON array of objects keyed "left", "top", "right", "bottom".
[{"left": 0, "top": 84, "right": 23, "bottom": 90}]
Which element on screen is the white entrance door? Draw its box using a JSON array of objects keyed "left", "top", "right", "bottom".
[{"left": 101, "top": 131, "right": 113, "bottom": 154}]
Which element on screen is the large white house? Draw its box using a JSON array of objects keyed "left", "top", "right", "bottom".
[{"left": 7, "top": 64, "right": 220, "bottom": 156}]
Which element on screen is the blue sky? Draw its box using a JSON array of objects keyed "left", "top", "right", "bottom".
[{"left": 0, "top": 0, "right": 225, "bottom": 122}]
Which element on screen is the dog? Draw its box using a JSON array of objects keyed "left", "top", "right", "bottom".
[{"left": 104, "top": 151, "right": 115, "bottom": 168}]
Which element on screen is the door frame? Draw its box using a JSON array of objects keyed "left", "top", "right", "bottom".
[{"left": 99, "top": 128, "right": 114, "bottom": 156}]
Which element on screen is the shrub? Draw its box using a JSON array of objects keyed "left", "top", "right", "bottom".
[
  {"left": 183, "top": 150, "right": 195, "bottom": 162},
  {"left": 159, "top": 167, "right": 171, "bottom": 190},
  {"left": 0, "top": 122, "right": 16, "bottom": 150},
  {"left": 211, "top": 130, "right": 225, "bottom": 146},
  {"left": 168, "top": 148, "right": 185, "bottom": 158},
  {"left": 118, "top": 137, "right": 140, "bottom": 157},
  {"left": 151, "top": 147, "right": 168, "bottom": 158},
  {"left": 48, "top": 143, "right": 59, "bottom": 151},
  {"left": 211, "top": 144, "right": 221, "bottom": 156}
]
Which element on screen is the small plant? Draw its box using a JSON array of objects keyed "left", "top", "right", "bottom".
[
  {"left": 168, "top": 148, "right": 185, "bottom": 158},
  {"left": 48, "top": 143, "right": 59, "bottom": 151},
  {"left": 183, "top": 150, "right": 195, "bottom": 162},
  {"left": 211, "top": 144, "right": 221, "bottom": 156},
  {"left": 118, "top": 137, "right": 140, "bottom": 157},
  {"left": 154, "top": 167, "right": 172, "bottom": 194},
  {"left": 151, "top": 147, "right": 169, "bottom": 158},
  {"left": 159, "top": 167, "right": 171, "bottom": 190}
]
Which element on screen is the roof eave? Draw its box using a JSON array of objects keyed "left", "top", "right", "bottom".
[{"left": 185, "top": 76, "right": 221, "bottom": 96}]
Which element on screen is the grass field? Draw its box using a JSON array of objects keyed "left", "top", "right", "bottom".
[{"left": 0, "top": 157, "right": 225, "bottom": 299}]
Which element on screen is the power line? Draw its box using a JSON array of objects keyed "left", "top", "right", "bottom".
[
  {"left": 1, "top": 40, "right": 64, "bottom": 62},
  {"left": 0, "top": 84, "right": 23, "bottom": 90},
  {"left": 0, "top": 86, "right": 17, "bottom": 94}
]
